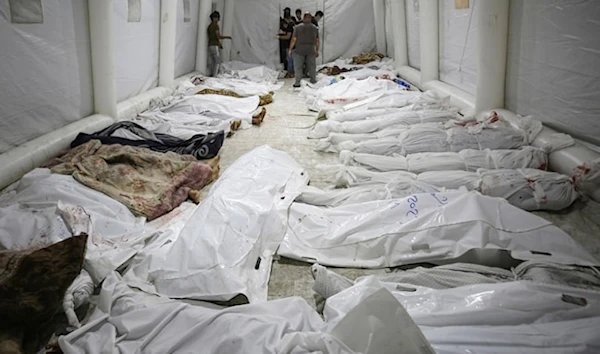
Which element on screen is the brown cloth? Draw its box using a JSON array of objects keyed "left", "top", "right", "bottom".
[
  {"left": 351, "top": 52, "right": 385, "bottom": 65},
  {"left": 252, "top": 107, "right": 267, "bottom": 126},
  {"left": 197, "top": 88, "right": 274, "bottom": 106},
  {"left": 318, "top": 65, "right": 355, "bottom": 76},
  {"left": 0, "top": 235, "right": 88, "bottom": 354},
  {"left": 45, "top": 140, "right": 216, "bottom": 220}
]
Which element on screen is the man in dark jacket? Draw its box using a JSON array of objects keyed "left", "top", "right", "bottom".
[{"left": 278, "top": 8, "right": 295, "bottom": 77}]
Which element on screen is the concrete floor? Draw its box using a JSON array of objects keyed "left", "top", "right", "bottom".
[{"left": 209, "top": 79, "right": 600, "bottom": 308}]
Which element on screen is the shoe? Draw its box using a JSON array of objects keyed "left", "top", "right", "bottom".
[{"left": 293, "top": 83, "right": 301, "bottom": 88}]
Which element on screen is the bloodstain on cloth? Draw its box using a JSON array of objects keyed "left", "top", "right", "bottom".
[{"left": 44, "top": 140, "right": 217, "bottom": 220}]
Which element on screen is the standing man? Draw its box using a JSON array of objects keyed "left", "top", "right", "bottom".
[
  {"left": 312, "top": 11, "right": 324, "bottom": 27},
  {"left": 278, "top": 9, "right": 295, "bottom": 78},
  {"left": 207, "top": 11, "right": 232, "bottom": 77},
  {"left": 295, "top": 9, "right": 303, "bottom": 24},
  {"left": 289, "top": 13, "right": 319, "bottom": 88}
]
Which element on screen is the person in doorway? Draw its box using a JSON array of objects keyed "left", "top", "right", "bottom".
[
  {"left": 312, "top": 10, "right": 324, "bottom": 27},
  {"left": 289, "top": 12, "right": 319, "bottom": 88},
  {"left": 295, "top": 8, "right": 303, "bottom": 24},
  {"left": 207, "top": 11, "right": 232, "bottom": 77},
  {"left": 278, "top": 8, "right": 295, "bottom": 78}
]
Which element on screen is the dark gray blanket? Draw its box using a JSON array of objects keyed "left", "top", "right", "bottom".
[{"left": 72, "top": 121, "right": 224, "bottom": 160}]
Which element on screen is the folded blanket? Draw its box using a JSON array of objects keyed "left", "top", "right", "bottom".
[
  {"left": 71, "top": 121, "right": 224, "bottom": 160},
  {"left": 45, "top": 140, "right": 215, "bottom": 220}
]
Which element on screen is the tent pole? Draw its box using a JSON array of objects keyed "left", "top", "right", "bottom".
[
  {"left": 372, "top": 0, "right": 387, "bottom": 54},
  {"left": 419, "top": 0, "right": 439, "bottom": 86},
  {"left": 222, "top": 0, "right": 235, "bottom": 62},
  {"left": 390, "top": 0, "right": 408, "bottom": 67},
  {"left": 159, "top": 0, "right": 178, "bottom": 87},
  {"left": 196, "top": 0, "right": 212, "bottom": 74},
  {"left": 475, "top": 0, "right": 510, "bottom": 111},
  {"left": 88, "top": 0, "right": 117, "bottom": 117}
]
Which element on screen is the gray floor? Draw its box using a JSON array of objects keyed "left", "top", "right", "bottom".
[{"left": 206, "top": 79, "right": 600, "bottom": 308}]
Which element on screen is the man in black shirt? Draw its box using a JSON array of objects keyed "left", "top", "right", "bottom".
[
  {"left": 312, "top": 11, "right": 324, "bottom": 27},
  {"left": 278, "top": 8, "right": 295, "bottom": 76},
  {"left": 295, "top": 9, "right": 303, "bottom": 24}
]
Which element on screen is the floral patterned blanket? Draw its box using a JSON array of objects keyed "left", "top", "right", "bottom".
[{"left": 45, "top": 140, "right": 216, "bottom": 220}]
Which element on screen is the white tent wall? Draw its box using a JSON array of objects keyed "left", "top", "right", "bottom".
[
  {"left": 390, "top": 0, "right": 600, "bottom": 192},
  {"left": 113, "top": 0, "right": 161, "bottom": 102},
  {"left": 438, "top": 0, "right": 478, "bottom": 96},
  {"left": 229, "top": 0, "right": 374, "bottom": 68},
  {"left": 505, "top": 0, "right": 600, "bottom": 146},
  {"left": 175, "top": 0, "right": 200, "bottom": 78},
  {"left": 405, "top": 0, "right": 421, "bottom": 69},
  {"left": 322, "top": 0, "right": 375, "bottom": 63},
  {"left": 230, "top": 0, "right": 279, "bottom": 66},
  {"left": 281, "top": 0, "right": 321, "bottom": 65},
  {"left": 0, "top": 0, "right": 94, "bottom": 154},
  {"left": 0, "top": 0, "right": 196, "bottom": 190}
]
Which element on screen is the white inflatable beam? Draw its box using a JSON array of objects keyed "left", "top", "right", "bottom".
[
  {"left": 390, "top": 0, "right": 408, "bottom": 68},
  {"left": 159, "top": 0, "right": 178, "bottom": 88},
  {"left": 117, "top": 72, "right": 198, "bottom": 120},
  {"left": 372, "top": 0, "right": 387, "bottom": 54},
  {"left": 419, "top": 0, "right": 439, "bottom": 85},
  {"left": 475, "top": 0, "right": 510, "bottom": 111},
  {"left": 196, "top": 0, "right": 212, "bottom": 74},
  {"left": 222, "top": 0, "right": 235, "bottom": 62},
  {"left": 0, "top": 114, "right": 115, "bottom": 190},
  {"left": 88, "top": 0, "right": 117, "bottom": 118}
]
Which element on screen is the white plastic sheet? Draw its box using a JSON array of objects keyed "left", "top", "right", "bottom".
[
  {"left": 309, "top": 110, "right": 459, "bottom": 139},
  {"left": 506, "top": 0, "right": 600, "bottom": 146},
  {"left": 123, "top": 146, "right": 309, "bottom": 303},
  {"left": 333, "top": 122, "right": 530, "bottom": 155},
  {"left": 164, "top": 94, "right": 260, "bottom": 120},
  {"left": 134, "top": 110, "right": 243, "bottom": 139},
  {"left": 113, "top": 0, "right": 160, "bottom": 102},
  {"left": 219, "top": 61, "right": 281, "bottom": 85},
  {"left": 573, "top": 158, "right": 600, "bottom": 203},
  {"left": 303, "top": 77, "right": 408, "bottom": 112},
  {"left": 59, "top": 272, "right": 344, "bottom": 354},
  {"left": 0, "top": 169, "right": 148, "bottom": 283},
  {"left": 278, "top": 191, "right": 597, "bottom": 267},
  {"left": 320, "top": 96, "right": 446, "bottom": 125},
  {"left": 175, "top": 0, "right": 199, "bottom": 78},
  {"left": 63, "top": 269, "right": 94, "bottom": 329},
  {"left": 296, "top": 180, "right": 440, "bottom": 207},
  {"left": 331, "top": 165, "right": 580, "bottom": 211},
  {"left": 339, "top": 147, "right": 551, "bottom": 173},
  {"left": 325, "top": 276, "right": 600, "bottom": 354},
  {"left": 0, "top": 0, "right": 94, "bottom": 154},
  {"left": 60, "top": 272, "right": 432, "bottom": 354},
  {"left": 192, "top": 76, "right": 281, "bottom": 96}
]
